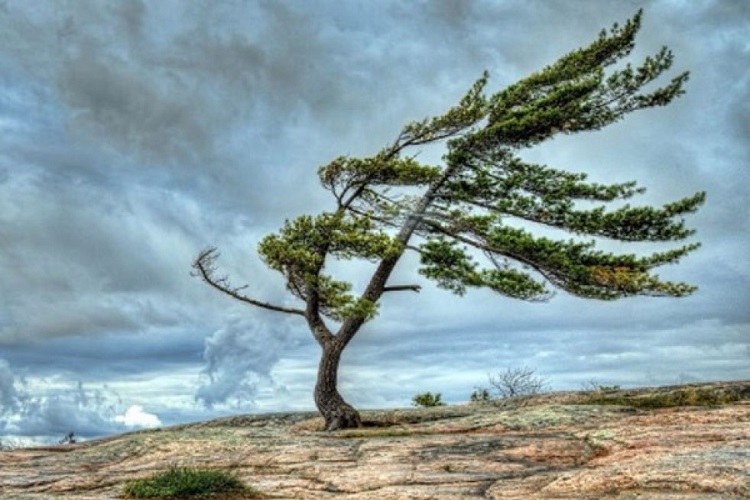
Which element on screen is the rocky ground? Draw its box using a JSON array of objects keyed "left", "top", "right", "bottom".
[{"left": 1, "top": 381, "right": 749, "bottom": 499}]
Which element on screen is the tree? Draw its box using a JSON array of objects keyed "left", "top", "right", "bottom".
[{"left": 194, "top": 11, "right": 704, "bottom": 430}]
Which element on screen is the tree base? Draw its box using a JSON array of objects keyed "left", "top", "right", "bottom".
[{"left": 322, "top": 403, "right": 362, "bottom": 431}]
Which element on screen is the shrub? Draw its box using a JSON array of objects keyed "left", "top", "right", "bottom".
[
  {"left": 597, "top": 384, "right": 621, "bottom": 394},
  {"left": 582, "top": 380, "right": 621, "bottom": 394},
  {"left": 488, "top": 366, "right": 547, "bottom": 399},
  {"left": 469, "top": 387, "right": 491, "bottom": 403},
  {"left": 123, "top": 466, "right": 258, "bottom": 498},
  {"left": 412, "top": 392, "right": 446, "bottom": 407}
]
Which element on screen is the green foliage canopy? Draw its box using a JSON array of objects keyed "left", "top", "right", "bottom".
[{"left": 197, "top": 10, "right": 703, "bottom": 331}]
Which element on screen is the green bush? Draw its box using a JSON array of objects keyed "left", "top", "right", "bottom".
[
  {"left": 470, "top": 387, "right": 491, "bottom": 403},
  {"left": 123, "top": 466, "right": 258, "bottom": 498},
  {"left": 595, "top": 384, "right": 621, "bottom": 394},
  {"left": 412, "top": 392, "right": 446, "bottom": 407}
]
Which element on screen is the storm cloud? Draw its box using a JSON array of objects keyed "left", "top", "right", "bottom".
[
  {"left": 0, "top": 1, "right": 748, "bottom": 442},
  {"left": 196, "top": 314, "right": 302, "bottom": 408}
]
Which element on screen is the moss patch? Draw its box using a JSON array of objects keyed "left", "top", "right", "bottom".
[
  {"left": 123, "top": 466, "right": 261, "bottom": 498},
  {"left": 582, "top": 386, "right": 742, "bottom": 409}
]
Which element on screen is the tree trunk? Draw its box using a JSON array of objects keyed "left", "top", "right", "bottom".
[{"left": 314, "top": 341, "right": 362, "bottom": 431}]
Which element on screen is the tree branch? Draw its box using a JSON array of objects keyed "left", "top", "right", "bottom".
[
  {"left": 192, "top": 248, "right": 305, "bottom": 317},
  {"left": 383, "top": 284, "right": 422, "bottom": 293},
  {"left": 335, "top": 164, "right": 460, "bottom": 348},
  {"left": 421, "top": 221, "right": 563, "bottom": 290}
]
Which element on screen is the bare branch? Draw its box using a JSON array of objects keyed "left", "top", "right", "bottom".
[
  {"left": 192, "top": 248, "right": 305, "bottom": 317},
  {"left": 488, "top": 367, "right": 548, "bottom": 399}
]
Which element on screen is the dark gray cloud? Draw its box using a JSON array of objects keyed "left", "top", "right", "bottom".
[
  {"left": 0, "top": 1, "right": 747, "bottom": 442},
  {"left": 0, "top": 174, "right": 217, "bottom": 342},
  {"left": 2, "top": 329, "right": 205, "bottom": 380}
]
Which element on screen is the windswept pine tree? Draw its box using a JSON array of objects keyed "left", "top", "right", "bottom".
[{"left": 195, "top": 11, "right": 704, "bottom": 430}]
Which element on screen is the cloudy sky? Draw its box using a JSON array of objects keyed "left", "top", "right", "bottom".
[{"left": 1, "top": 0, "right": 748, "bottom": 444}]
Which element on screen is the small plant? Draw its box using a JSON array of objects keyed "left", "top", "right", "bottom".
[
  {"left": 488, "top": 366, "right": 547, "bottom": 399},
  {"left": 123, "top": 466, "right": 258, "bottom": 498},
  {"left": 412, "top": 392, "right": 446, "bottom": 407},
  {"left": 470, "top": 387, "right": 491, "bottom": 403},
  {"left": 583, "top": 380, "right": 621, "bottom": 394},
  {"left": 597, "top": 384, "right": 621, "bottom": 394}
]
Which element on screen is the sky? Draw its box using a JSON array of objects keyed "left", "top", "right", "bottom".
[{"left": 0, "top": 0, "right": 748, "bottom": 445}]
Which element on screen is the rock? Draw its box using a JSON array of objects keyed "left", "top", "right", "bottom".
[{"left": 0, "top": 381, "right": 748, "bottom": 499}]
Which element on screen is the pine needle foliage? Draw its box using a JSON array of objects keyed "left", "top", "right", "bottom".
[{"left": 200, "top": 10, "right": 702, "bottom": 321}]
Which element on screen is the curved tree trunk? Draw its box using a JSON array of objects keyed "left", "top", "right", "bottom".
[{"left": 314, "top": 341, "right": 362, "bottom": 431}]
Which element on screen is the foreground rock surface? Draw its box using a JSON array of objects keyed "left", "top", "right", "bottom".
[{"left": 1, "top": 381, "right": 749, "bottom": 499}]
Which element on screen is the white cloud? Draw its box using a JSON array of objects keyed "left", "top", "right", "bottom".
[
  {"left": 0, "top": 359, "right": 169, "bottom": 442},
  {"left": 0, "top": 365, "right": 121, "bottom": 440},
  {"left": 113, "top": 405, "right": 162, "bottom": 429}
]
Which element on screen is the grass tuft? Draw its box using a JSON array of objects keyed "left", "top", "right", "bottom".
[{"left": 123, "top": 466, "right": 261, "bottom": 498}]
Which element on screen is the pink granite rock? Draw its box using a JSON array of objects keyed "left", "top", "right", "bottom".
[{"left": 1, "top": 381, "right": 748, "bottom": 499}]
